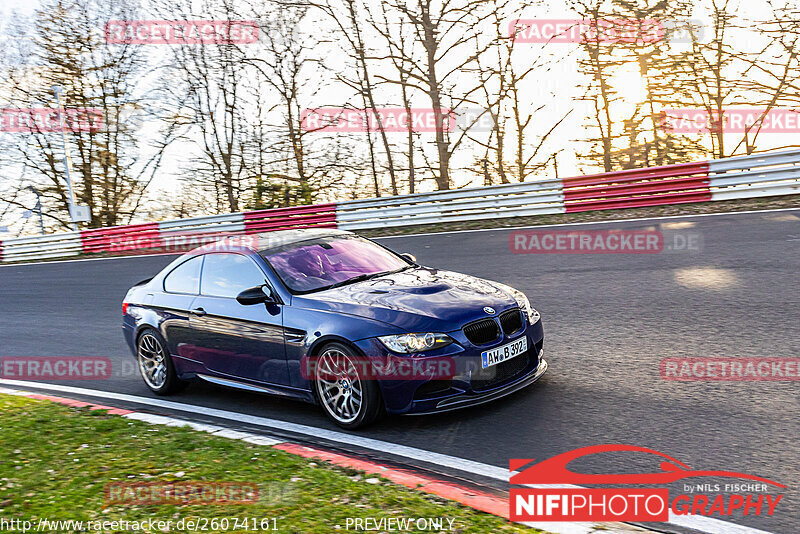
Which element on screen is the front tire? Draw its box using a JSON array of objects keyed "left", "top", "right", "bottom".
[
  {"left": 314, "top": 342, "right": 382, "bottom": 429},
  {"left": 136, "top": 328, "right": 184, "bottom": 395}
]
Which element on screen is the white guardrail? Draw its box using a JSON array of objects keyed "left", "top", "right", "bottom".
[
  {"left": 708, "top": 149, "right": 800, "bottom": 201},
  {"left": 336, "top": 178, "right": 565, "bottom": 230},
  {"left": 0, "top": 231, "right": 83, "bottom": 263},
  {"left": 1, "top": 148, "right": 798, "bottom": 263}
]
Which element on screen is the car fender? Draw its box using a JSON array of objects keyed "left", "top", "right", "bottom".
[{"left": 283, "top": 305, "right": 402, "bottom": 391}]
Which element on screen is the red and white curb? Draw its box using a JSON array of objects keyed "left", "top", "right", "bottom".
[{"left": 0, "top": 384, "right": 651, "bottom": 534}]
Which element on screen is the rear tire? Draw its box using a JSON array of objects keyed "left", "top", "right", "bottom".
[
  {"left": 136, "top": 328, "right": 185, "bottom": 395},
  {"left": 313, "top": 342, "right": 383, "bottom": 429}
]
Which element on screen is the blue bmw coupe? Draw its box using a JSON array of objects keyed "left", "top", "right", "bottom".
[{"left": 123, "top": 229, "right": 546, "bottom": 428}]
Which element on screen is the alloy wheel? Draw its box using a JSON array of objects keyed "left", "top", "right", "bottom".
[
  {"left": 315, "top": 347, "right": 364, "bottom": 424},
  {"left": 137, "top": 333, "right": 167, "bottom": 389}
]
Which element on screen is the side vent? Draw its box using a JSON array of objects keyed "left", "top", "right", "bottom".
[{"left": 284, "top": 328, "right": 306, "bottom": 344}]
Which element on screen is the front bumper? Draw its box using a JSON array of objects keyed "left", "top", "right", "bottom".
[
  {"left": 408, "top": 354, "right": 547, "bottom": 415},
  {"left": 360, "top": 316, "right": 545, "bottom": 414}
]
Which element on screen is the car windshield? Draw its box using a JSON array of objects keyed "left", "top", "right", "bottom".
[{"left": 261, "top": 235, "right": 410, "bottom": 293}]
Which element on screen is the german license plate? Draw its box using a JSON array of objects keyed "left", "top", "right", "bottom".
[{"left": 481, "top": 336, "right": 527, "bottom": 369}]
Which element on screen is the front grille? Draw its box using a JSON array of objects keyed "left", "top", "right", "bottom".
[
  {"left": 471, "top": 350, "right": 530, "bottom": 390},
  {"left": 499, "top": 308, "right": 523, "bottom": 335},
  {"left": 463, "top": 318, "right": 500, "bottom": 345}
]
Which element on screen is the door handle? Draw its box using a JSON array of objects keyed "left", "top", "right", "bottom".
[{"left": 190, "top": 307, "right": 207, "bottom": 316}]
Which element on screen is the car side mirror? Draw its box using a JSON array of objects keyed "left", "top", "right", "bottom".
[
  {"left": 236, "top": 285, "right": 276, "bottom": 305},
  {"left": 399, "top": 253, "right": 417, "bottom": 264}
]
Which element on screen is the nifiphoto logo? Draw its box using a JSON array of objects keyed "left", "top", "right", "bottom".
[{"left": 510, "top": 445, "right": 785, "bottom": 523}]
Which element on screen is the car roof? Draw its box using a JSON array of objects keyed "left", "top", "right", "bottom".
[
  {"left": 187, "top": 228, "right": 354, "bottom": 257},
  {"left": 256, "top": 228, "right": 354, "bottom": 253}
]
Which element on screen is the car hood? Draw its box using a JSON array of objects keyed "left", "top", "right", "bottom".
[{"left": 291, "top": 267, "right": 517, "bottom": 332}]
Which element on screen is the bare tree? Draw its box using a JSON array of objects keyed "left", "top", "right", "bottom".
[
  {"left": 609, "top": 0, "right": 706, "bottom": 166},
  {"left": 675, "top": 0, "right": 743, "bottom": 158},
  {"left": 384, "top": 0, "right": 494, "bottom": 190},
  {"left": 730, "top": 0, "right": 800, "bottom": 154},
  {"left": 570, "top": 0, "right": 624, "bottom": 172},
  {"left": 368, "top": 2, "right": 424, "bottom": 193},
  {"left": 471, "top": 0, "right": 571, "bottom": 184},
  {"left": 316, "top": 0, "right": 399, "bottom": 196},
  {"left": 246, "top": 4, "right": 352, "bottom": 202},
  {"left": 1, "top": 0, "right": 171, "bottom": 229},
  {"left": 152, "top": 0, "right": 262, "bottom": 213}
]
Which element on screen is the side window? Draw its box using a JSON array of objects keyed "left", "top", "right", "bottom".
[
  {"left": 201, "top": 253, "right": 267, "bottom": 298},
  {"left": 163, "top": 256, "right": 203, "bottom": 294}
]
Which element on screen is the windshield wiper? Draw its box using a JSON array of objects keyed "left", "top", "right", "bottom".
[
  {"left": 324, "top": 273, "right": 373, "bottom": 290},
  {"left": 369, "top": 264, "right": 412, "bottom": 279}
]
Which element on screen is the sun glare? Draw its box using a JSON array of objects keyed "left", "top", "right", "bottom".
[{"left": 611, "top": 63, "right": 650, "bottom": 112}]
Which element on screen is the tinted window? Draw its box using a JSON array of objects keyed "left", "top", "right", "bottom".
[
  {"left": 262, "top": 235, "right": 408, "bottom": 293},
  {"left": 163, "top": 256, "right": 203, "bottom": 294},
  {"left": 201, "top": 254, "right": 266, "bottom": 298}
]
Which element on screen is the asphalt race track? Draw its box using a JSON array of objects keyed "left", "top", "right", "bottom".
[{"left": 1, "top": 210, "right": 798, "bottom": 533}]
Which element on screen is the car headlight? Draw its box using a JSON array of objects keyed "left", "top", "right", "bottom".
[
  {"left": 378, "top": 333, "right": 454, "bottom": 353},
  {"left": 493, "top": 282, "right": 541, "bottom": 324}
]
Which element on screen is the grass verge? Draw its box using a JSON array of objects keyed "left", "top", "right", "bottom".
[{"left": 0, "top": 394, "right": 534, "bottom": 533}]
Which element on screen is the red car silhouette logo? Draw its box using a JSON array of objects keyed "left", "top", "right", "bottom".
[{"left": 510, "top": 444, "right": 785, "bottom": 488}]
